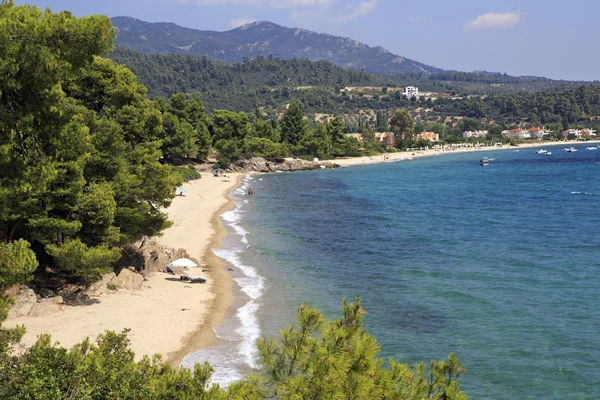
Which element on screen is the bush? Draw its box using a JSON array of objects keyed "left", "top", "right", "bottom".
[
  {"left": 46, "top": 239, "right": 121, "bottom": 283},
  {"left": 173, "top": 165, "right": 201, "bottom": 182}
]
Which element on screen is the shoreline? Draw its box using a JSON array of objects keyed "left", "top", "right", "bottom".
[
  {"left": 332, "top": 140, "right": 600, "bottom": 167},
  {"left": 166, "top": 174, "right": 242, "bottom": 365},
  {"left": 4, "top": 172, "right": 244, "bottom": 366}
]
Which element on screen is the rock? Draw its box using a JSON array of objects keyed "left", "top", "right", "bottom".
[
  {"left": 62, "top": 290, "right": 99, "bottom": 306},
  {"left": 111, "top": 269, "right": 144, "bottom": 290},
  {"left": 29, "top": 302, "right": 62, "bottom": 318},
  {"left": 7, "top": 287, "right": 39, "bottom": 319},
  {"left": 7, "top": 301, "right": 35, "bottom": 319},
  {"left": 114, "top": 237, "right": 189, "bottom": 273},
  {"left": 40, "top": 295, "right": 63, "bottom": 304},
  {"left": 15, "top": 287, "right": 37, "bottom": 303},
  {"left": 37, "top": 288, "right": 56, "bottom": 298},
  {"left": 86, "top": 272, "right": 116, "bottom": 297},
  {"left": 229, "top": 157, "right": 340, "bottom": 173}
]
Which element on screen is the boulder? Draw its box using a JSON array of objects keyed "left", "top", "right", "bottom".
[
  {"left": 29, "top": 302, "right": 62, "bottom": 318},
  {"left": 111, "top": 269, "right": 144, "bottom": 290},
  {"left": 6, "top": 287, "right": 38, "bottom": 319},
  {"left": 114, "top": 237, "right": 189, "bottom": 273},
  {"left": 7, "top": 301, "right": 35, "bottom": 319},
  {"left": 86, "top": 272, "right": 116, "bottom": 297},
  {"left": 40, "top": 296, "right": 63, "bottom": 304},
  {"left": 16, "top": 287, "right": 37, "bottom": 303}
]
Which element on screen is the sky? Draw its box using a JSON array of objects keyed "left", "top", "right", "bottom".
[{"left": 15, "top": 0, "right": 600, "bottom": 81}]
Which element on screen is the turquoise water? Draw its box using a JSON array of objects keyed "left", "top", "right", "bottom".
[{"left": 200, "top": 145, "right": 600, "bottom": 398}]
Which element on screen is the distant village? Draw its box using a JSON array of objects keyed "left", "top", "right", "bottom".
[{"left": 344, "top": 86, "right": 597, "bottom": 149}]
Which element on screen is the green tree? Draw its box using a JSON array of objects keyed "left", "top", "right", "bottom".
[
  {"left": 326, "top": 117, "right": 346, "bottom": 156},
  {"left": 0, "top": 240, "right": 38, "bottom": 355},
  {"left": 280, "top": 101, "right": 307, "bottom": 146},
  {"left": 210, "top": 110, "right": 250, "bottom": 165},
  {"left": 255, "top": 298, "right": 467, "bottom": 399},
  {"left": 390, "top": 109, "right": 414, "bottom": 142}
]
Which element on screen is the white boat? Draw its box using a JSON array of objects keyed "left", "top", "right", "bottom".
[
  {"left": 545, "top": 152, "right": 552, "bottom": 155},
  {"left": 586, "top": 146, "right": 598, "bottom": 150},
  {"left": 563, "top": 147, "right": 578, "bottom": 152},
  {"left": 536, "top": 149, "right": 547, "bottom": 154}
]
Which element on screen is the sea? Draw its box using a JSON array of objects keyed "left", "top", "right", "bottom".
[{"left": 182, "top": 144, "right": 600, "bottom": 399}]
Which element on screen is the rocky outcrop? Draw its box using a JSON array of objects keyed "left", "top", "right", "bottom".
[
  {"left": 114, "top": 237, "right": 189, "bottom": 274},
  {"left": 228, "top": 157, "right": 339, "bottom": 173},
  {"left": 29, "top": 302, "right": 62, "bottom": 318},
  {"left": 110, "top": 268, "right": 144, "bottom": 291},
  {"left": 87, "top": 273, "right": 117, "bottom": 297},
  {"left": 7, "top": 287, "right": 64, "bottom": 319},
  {"left": 7, "top": 287, "right": 37, "bottom": 319}
]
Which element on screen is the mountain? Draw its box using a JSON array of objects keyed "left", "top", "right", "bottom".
[{"left": 111, "top": 17, "right": 443, "bottom": 75}]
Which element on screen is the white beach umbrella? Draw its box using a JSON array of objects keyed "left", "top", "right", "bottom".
[{"left": 169, "top": 258, "right": 197, "bottom": 268}]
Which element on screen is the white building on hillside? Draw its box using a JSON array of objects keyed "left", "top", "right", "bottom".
[
  {"left": 463, "top": 130, "right": 488, "bottom": 139},
  {"left": 405, "top": 86, "right": 419, "bottom": 97}
]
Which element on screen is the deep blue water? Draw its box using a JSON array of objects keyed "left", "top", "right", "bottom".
[{"left": 211, "top": 145, "right": 600, "bottom": 398}]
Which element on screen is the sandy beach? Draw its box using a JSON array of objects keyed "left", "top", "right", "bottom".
[
  {"left": 5, "top": 172, "right": 243, "bottom": 365},
  {"left": 332, "top": 140, "right": 600, "bottom": 167}
]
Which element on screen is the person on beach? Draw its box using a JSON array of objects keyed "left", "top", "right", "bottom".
[{"left": 248, "top": 187, "right": 254, "bottom": 195}]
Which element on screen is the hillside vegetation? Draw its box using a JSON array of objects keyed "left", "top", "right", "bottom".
[{"left": 108, "top": 48, "right": 600, "bottom": 136}]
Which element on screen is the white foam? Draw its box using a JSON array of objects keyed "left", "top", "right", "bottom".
[
  {"left": 236, "top": 300, "right": 261, "bottom": 368},
  {"left": 221, "top": 207, "right": 249, "bottom": 244},
  {"left": 181, "top": 345, "right": 244, "bottom": 387}
]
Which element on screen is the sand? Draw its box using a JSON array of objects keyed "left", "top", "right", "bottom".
[
  {"left": 4, "top": 172, "right": 243, "bottom": 365},
  {"left": 333, "top": 140, "right": 600, "bottom": 167}
]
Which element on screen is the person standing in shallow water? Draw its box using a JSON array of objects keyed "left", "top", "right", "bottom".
[{"left": 248, "top": 187, "right": 254, "bottom": 195}]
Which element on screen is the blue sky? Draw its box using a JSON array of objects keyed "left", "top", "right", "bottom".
[{"left": 16, "top": 0, "right": 600, "bottom": 81}]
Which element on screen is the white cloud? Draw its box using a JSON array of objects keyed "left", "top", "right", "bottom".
[
  {"left": 175, "top": 0, "right": 334, "bottom": 8},
  {"left": 333, "top": 0, "right": 377, "bottom": 23},
  {"left": 464, "top": 11, "right": 523, "bottom": 31},
  {"left": 229, "top": 17, "right": 256, "bottom": 27}
]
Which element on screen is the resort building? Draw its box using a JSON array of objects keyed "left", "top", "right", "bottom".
[
  {"left": 562, "top": 128, "right": 597, "bottom": 138},
  {"left": 404, "top": 86, "right": 418, "bottom": 97},
  {"left": 463, "top": 130, "right": 488, "bottom": 139},
  {"left": 502, "top": 127, "right": 549, "bottom": 140},
  {"left": 416, "top": 131, "right": 439, "bottom": 142},
  {"left": 374, "top": 132, "right": 395, "bottom": 147}
]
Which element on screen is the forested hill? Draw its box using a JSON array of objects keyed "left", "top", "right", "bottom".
[
  {"left": 107, "top": 47, "right": 597, "bottom": 116},
  {"left": 111, "top": 16, "right": 442, "bottom": 74},
  {"left": 107, "top": 47, "right": 394, "bottom": 110}
]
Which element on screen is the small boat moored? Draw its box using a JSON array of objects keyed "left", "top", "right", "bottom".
[
  {"left": 536, "top": 149, "right": 548, "bottom": 154},
  {"left": 480, "top": 157, "right": 495, "bottom": 165}
]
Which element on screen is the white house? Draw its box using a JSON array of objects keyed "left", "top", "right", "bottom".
[
  {"left": 404, "top": 86, "right": 418, "bottom": 97},
  {"left": 463, "top": 130, "right": 488, "bottom": 139},
  {"left": 562, "top": 128, "right": 597, "bottom": 138}
]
